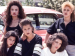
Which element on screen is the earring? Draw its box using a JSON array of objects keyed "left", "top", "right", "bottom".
[
  {"left": 18, "top": 14, "right": 19, "bottom": 16},
  {"left": 14, "top": 43, "right": 15, "bottom": 45}
]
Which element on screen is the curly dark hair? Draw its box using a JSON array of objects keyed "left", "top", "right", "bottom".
[
  {"left": 46, "top": 33, "right": 68, "bottom": 52},
  {"left": 0, "top": 30, "right": 19, "bottom": 56},
  {"left": 5, "top": 1, "right": 26, "bottom": 26}
]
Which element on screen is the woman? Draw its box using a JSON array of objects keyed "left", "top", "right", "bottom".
[
  {"left": 45, "top": 1, "right": 75, "bottom": 56},
  {"left": 0, "top": 30, "right": 19, "bottom": 56},
  {"left": 3, "top": 0, "right": 26, "bottom": 37},
  {"left": 74, "top": 6, "right": 75, "bottom": 19},
  {"left": 41, "top": 33, "right": 68, "bottom": 56},
  {"left": 14, "top": 19, "right": 42, "bottom": 56}
]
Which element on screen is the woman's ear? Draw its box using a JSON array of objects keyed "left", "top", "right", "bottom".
[
  {"left": 71, "top": 10, "right": 74, "bottom": 14},
  {"left": 32, "top": 27, "right": 34, "bottom": 33}
]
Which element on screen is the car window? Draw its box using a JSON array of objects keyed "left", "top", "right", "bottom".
[
  {"left": 26, "top": 15, "right": 36, "bottom": 28},
  {"left": 27, "top": 14, "right": 56, "bottom": 29},
  {"left": 38, "top": 14, "right": 56, "bottom": 29}
]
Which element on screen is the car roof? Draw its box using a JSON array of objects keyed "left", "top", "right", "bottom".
[
  {"left": 23, "top": 6, "right": 62, "bottom": 15},
  {"left": 0, "top": 6, "right": 62, "bottom": 15}
]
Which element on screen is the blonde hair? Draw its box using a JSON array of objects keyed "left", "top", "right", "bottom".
[
  {"left": 62, "top": 1, "right": 74, "bottom": 11},
  {"left": 62, "top": 1, "right": 75, "bottom": 22}
]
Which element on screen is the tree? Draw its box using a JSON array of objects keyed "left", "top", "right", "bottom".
[
  {"left": 43, "top": 0, "right": 75, "bottom": 12},
  {"left": 1, "top": 0, "right": 75, "bottom": 12},
  {"left": 22, "top": 0, "right": 34, "bottom": 6},
  {"left": 6, "top": 0, "right": 10, "bottom": 5},
  {"left": 0, "top": 0, "right": 5, "bottom": 6}
]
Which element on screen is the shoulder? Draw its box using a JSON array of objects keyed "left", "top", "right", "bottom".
[
  {"left": 42, "top": 47, "right": 49, "bottom": 53},
  {"left": 56, "top": 17, "right": 64, "bottom": 23},
  {"left": 35, "top": 34, "right": 42, "bottom": 40},
  {"left": 0, "top": 42, "right": 3, "bottom": 46},
  {"left": 57, "top": 50, "right": 68, "bottom": 55},
  {"left": 34, "top": 34, "right": 42, "bottom": 45},
  {"left": 61, "top": 50, "right": 67, "bottom": 53},
  {"left": 43, "top": 47, "right": 49, "bottom": 51},
  {"left": 19, "top": 38, "right": 23, "bottom": 44},
  {"left": 0, "top": 42, "right": 2, "bottom": 50},
  {"left": 19, "top": 19, "right": 24, "bottom": 21}
]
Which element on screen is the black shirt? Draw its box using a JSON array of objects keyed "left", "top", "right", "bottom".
[
  {"left": 14, "top": 34, "right": 42, "bottom": 56},
  {"left": 6, "top": 24, "right": 22, "bottom": 37},
  {"left": 47, "top": 17, "right": 75, "bottom": 45}
]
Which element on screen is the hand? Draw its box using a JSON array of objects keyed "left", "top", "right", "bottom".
[
  {"left": 21, "top": 33, "right": 26, "bottom": 41},
  {"left": 0, "top": 35, "right": 4, "bottom": 42},
  {"left": 43, "top": 42, "right": 47, "bottom": 48},
  {"left": 49, "top": 35, "right": 52, "bottom": 38}
]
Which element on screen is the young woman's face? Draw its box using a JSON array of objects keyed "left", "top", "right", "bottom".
[
  {"left": 51, "top": 39, "right": 62, "bottom": 51},
  {"left": 7, "top": 36, "right": 16, "bottom": 48},
  {"left": 62, "top": 6, "right": 72, "bottom": 18},
  {"left": 10, "top": 5, "right": 19, "bottom": 17},
  {"left": 22, "top": 24, "right": 33, "bottom": 37}
]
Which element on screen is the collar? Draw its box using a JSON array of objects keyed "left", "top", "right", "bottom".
[
  {"left": 7, "top": 48, "right": 9, "bottom": 52},
  {"left": 60, "top": 17, "right": 72, "bottom": 25},
  {"left": 60, "top": 17, "right": 64, "bottom": 25}
]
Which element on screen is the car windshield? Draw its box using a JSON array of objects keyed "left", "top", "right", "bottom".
[{"left": 27, "top": 14, "right": 56, "bottom": 30}]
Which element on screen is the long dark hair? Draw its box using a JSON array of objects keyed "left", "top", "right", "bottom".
[
  {"left": 5, "top": 1, "right": 26, "bottom": 26},
  {"left": 0, "top": 30, "right": 19, "bottom": 56}
]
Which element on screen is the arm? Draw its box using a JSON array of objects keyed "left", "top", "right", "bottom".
[
  {"left": 3, "top": 26, "right": 7, "bottom": 35},
  {"left": 1, "top": 26, "right": 7, "bottom": 41},
  {"left": 2, "top": 15, "right": 6, "bottom": 26},
  {"left": 2, "top": 16, "right": 7, "bottom": 35},
  {"left": 32, "top": 36, "right": 42, "bottom": 56},
  {"left": 13, "top": 38, "right": 23, "bottom": 56},
  {"left": 21, "top": 33, "right": 26, "bottom": 41},
  {"left": 2, "top": 15, "right": 7, "bottom": 35},
  {"left": 45, "top": 32, "right": 51, "bottom": 43},
  {"left": 13, "top": 43, "right": 22, "bottom": 56},
  {"left": 43, "top": 32, "right": 51, "bottom": 48},
  {"left": 45, "top": 22, "right": 56, "bottom": 43},
  {"left": 40, "top": 50, "right": 45, "bottom": 56}
]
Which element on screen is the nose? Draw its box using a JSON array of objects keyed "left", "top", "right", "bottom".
[
  {"left": 26, "top": 29, "right": 29, "bottom": 33},
  {"left": 10, "top": 40, "right": 14, "bottom": 44},
  {"left": 56, "top": 43, "right": 60, "bottom": 47},
  {"left": 13, "top": 9, "right": 16, "bottom": 12},
  {"left": 13, "top": 10, "right": 16, "bottom": 12}
]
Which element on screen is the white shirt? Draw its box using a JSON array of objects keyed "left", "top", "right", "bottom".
[
  {"left": 7, "top": 48, "right": 9, "bottom": 52},
  {"left": 41, "top": 47, "right": 68, "bottom": 56}
]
